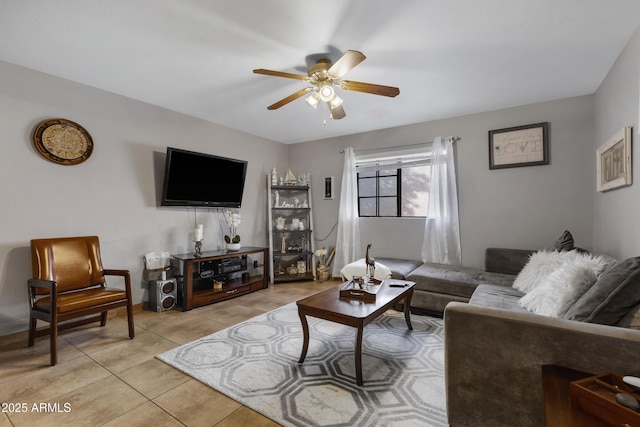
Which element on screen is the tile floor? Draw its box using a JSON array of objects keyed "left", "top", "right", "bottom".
[{"left": 0, "top": 281, "right": 339, "bottom": 427}]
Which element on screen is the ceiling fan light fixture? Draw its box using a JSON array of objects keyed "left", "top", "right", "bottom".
[
  {"left": 318, "top": 84, "right": 335, "bottom": 101},
  {"left": 329, "top": 94, "right": 343, "bottom": 108},
  {"left": 305, "top": 92, "right": 320, "bottom": 109}
]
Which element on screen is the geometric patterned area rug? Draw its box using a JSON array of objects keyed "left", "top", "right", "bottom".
[{"left": 157, "top": 302, "right": 448, "bottom": 426}]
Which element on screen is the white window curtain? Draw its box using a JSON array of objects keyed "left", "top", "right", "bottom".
[
  {"left": 421, "top": 136, "right": 461, "bottom": 265},
  {"left": 332, "top": 147, "right": 361, "bottom": 277}
]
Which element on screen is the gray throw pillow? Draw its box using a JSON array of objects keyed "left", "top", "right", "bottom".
[
  {"left": 564, "top": 257, "right": 640, "bottom": 325},
  {"left": 552, "top": 230, "right": 574, "bottom": 252}
]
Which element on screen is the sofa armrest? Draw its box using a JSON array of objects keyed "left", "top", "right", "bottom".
[
  {"left": 484, "top": 248, "right": 534, "bottom": 275},
  {"left": 444, "top": 302, "right": 640, "bottom": 427}
]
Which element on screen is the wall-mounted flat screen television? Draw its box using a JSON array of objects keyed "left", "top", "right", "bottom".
[{"left": 161, "top": 147, "right": 248, "bottom": 208}]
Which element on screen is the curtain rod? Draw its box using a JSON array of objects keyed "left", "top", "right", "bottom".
[{"left": 339, "top": 136, "right": 461, "bottom": 153}]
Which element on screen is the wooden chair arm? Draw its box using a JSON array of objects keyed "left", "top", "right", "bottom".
[
  {"left": 103, "top": 269, "right": 130, "bottom": 277},
  {"left": 27, "top": 278, "right": 56, "bottom": 289},
  {"left": 103, "top": 269, "right": 132, "bottom": 296},
  {"left": 27, "top": 278, "right": 56, "bottom": 309}
]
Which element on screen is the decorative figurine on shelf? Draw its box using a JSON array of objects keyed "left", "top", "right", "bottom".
[
  {"left": 365, "top": 243, "right": 376, "bottom": 281},
  {"left": 275, "top": 217, "right": 285, "bottom": 230},
  {"left": 279, "top": 176, "right": 284, "bottom": 185},
  {"left": 298, "top": 173, "right": 311, "bottom": 186},
  {"left": 281, "top": 233, "right": 286, "bottom": 254},
  {"left": 297, "top": 257, "right": 306, "bottom": 274},
  {"left": 302, "top": 199, "right": 308, "bottom": 208},
  {"left": 294, "top": 197, "right": 300, "bottom": 207},
  {"left": 271, "top": 166, "right": 278, "bottom": 186},
  {"left": 274, "top": 191, "right": 280, "bottom": 209},
  {"left": 284, "top": 169, "right": 297, "bottom": 185}
]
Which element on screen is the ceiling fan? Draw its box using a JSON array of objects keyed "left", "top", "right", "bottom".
[{"left": 253, "top": 50, "right": 399, "bottom": 120}]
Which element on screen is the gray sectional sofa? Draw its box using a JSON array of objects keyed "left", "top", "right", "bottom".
[
  {"left": 378, "top": 247, "right": 532, "bottom": 315},
  {"left": 380, "top": 247, "right": 640, "bottom": 427}
]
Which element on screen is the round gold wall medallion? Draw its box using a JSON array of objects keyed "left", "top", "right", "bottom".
[{"left": 33, "top": 118, "right": 93, "bottom": 165}]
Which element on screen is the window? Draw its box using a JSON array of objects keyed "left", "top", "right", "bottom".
[{"left": 355, "top": 145, "right": 431, "bottom": 217}]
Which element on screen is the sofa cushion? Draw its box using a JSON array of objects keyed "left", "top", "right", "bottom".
[
  {"left": 484, "top": 248, "right": 535, "bottom": 275},
  {"left": 513, "top": 250, "right": 610, "bottom": 294},
  {"left": 376, "top": 257, "right": 422, "bottom": 280},
  {"left": 407, "top": 263, "right": 480, "bottom": 298},
  {"left": 564, "top": 257, "right": 640, "bottom": 325},
  {"left": 552, "top": 230, "right": 574, "bottom": 251},
  {"left": 518, "top": 256, "right": 599, "bottom": 317},
  {"left": 407, "top": 263, "right": 514, "bottom": 299},
  {"left": 513, "top": 251, "right": 573, "bottom": 293},
  {"left": 469, "top": 284, "right": 527, "bottom": 311}
]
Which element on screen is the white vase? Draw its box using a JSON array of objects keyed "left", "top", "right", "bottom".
[{"left": 226, "top": 243, "right": 241, "bottom": 251}]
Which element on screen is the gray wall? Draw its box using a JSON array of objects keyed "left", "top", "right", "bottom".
[
  {"left": 594, "top": 26, "right": 640, "bottom": 259},
  {"left": 0, "top": 60, "right": 287, "bottom": 336},
  {"left": 290, "top": 95, "right": 595, "bottom": 268}
]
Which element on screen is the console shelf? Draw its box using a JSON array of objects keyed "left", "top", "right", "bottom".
[
  {"left": 172, "top": 246, "right": 268, "bottom": 310},
  {"left": 267, "top": 179, "right": 316, "bottom": 283}
]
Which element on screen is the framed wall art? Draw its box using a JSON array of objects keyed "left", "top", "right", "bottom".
[
  {"left": 489, "top": 122, "right": 549, "bottom": 169},
  {"left": 323, "top": 176, "right": 334, "bottom": 199},
  {"left": 596, "top": 126, "right": 632, "bottom": 192}
]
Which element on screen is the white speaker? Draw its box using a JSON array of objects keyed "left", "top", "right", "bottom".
[{"left": 148, "top": 278, "right": 177, "bottom": 312}]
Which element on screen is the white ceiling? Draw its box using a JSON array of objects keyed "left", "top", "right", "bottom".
[{"left": 1, "top": 1, "right": 640, "bottom": 144}]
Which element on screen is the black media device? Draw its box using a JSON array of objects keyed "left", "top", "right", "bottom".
[
  {"left": 198, "top": 256, "right": 248, "bottom": 277},
  {"left": 161, "top": 147, "right": 248, "bottom": 208}
]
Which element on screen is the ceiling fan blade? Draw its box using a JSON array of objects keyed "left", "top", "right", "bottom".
[
  {"left": 253, "top": 69, "right": 309, "bottom": 81},
  {"left": 267, "top": 87, "right": 313, "bottom": 110},
  {"left": 328, "top": 50, "right": 366, "bottom": 78},
  {"left": 340, "top": 80, "right": 400, "bottom": 97},
  {"left": 330, "top": 104, "right": 346, "bottom": 120}
]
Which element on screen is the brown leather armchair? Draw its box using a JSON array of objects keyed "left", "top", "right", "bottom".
[{"left": 28, "top": 236, "right": 135, "bottom": 365}]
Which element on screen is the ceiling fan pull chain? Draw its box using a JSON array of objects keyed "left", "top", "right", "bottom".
[{"left": 322, "top": 100, "right": 327, "bottom": 125}]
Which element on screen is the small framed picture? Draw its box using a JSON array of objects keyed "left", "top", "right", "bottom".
[
  {"left": 597, "top": 126, "right": 632, "bottom": 192},
  {"left": 489, "top": 122, "right": 549, "bottom": 169},
  {"left": 323, "top": 176, "right": 334, "bottom": 199}
]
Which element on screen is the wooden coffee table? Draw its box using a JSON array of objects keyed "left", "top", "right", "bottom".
[{"left": 296, "top": 279, "right": 415, "bottom": 386}]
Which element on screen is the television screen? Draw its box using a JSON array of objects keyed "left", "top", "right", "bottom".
[{"left": 161, "top": 147, "right": 248, "bottom": 208}]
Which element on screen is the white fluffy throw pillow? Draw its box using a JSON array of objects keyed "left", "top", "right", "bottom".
[
  {"left": 513, "top": 251, "right": 581, "bottom": 293},
  {"left": 518, "top": 253, "right": 613, "bottom": 317}
]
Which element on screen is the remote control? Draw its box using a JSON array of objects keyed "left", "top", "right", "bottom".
[
  {"left": 388, "top": 283, "right": 407, "bottom": 288},
  {"left": 624, "top": 376, "right": 640, "bottom": 393},
  {"left": 615, "top": 392, "right": 640, "bottom": 411}
]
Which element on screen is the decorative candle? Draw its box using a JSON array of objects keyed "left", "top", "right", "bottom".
[{"left": 194, "top": 224, "right": 203, "bottom": 242}]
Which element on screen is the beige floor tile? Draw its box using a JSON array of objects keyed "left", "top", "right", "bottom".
[
  {"left": 145, "top": 315, "right": 229, "bottom": 345},
  {"left": 217, "top": 406, "right": 282, "bottom": 427},
  {"left": 153, "top": 379, "right": 241, "bottom": 427},
  {"left": 6, "top": 376, "right": 147, "bottom": 427},
  {"left": 59, "top": 316, "right": 142, "bottom": 353},
  {"left": 0, "top": 281, "right": 334, "bottom": 426},
  {"left": 0, "top": 413, "right": 12, "bottom": 427},
  {"left": 88, "top": 330, "right": 178, "bottom": 373},
  {"left": 202, "top": 304, "right": 268, "bottom": 326},
  {"left": 0, "top": 336, "right": 85, "bottom": 384},
  {"left": 117, "top": 358, "right": 190, "bottom": 399},
  {"left": 133, "top": 308, "right": 191, "bottom": 331},
  {"left": 101, "top": 401, "right": 183, "bottom": 427},
  {"left": 0, "top": 354, "right": 110, "bottom": 404}
]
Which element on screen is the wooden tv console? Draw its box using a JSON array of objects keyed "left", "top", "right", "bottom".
[{"left": 171, "top": 246, "right": 268, "bottom": 310}]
